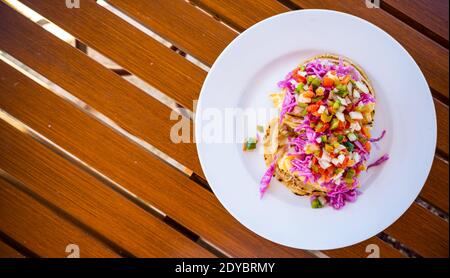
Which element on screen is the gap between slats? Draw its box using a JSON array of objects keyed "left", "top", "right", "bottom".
[{"left": 379, "top": 0, "right": 449, "bottom": 49}]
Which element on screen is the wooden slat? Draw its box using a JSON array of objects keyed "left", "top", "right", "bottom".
[
  {"left": 0, "top": 3, "right": 204, "bottom": 177},
  {"left": 323, "top": 237, "right": 405, "bottom": 258},
  {"left": 435, "top": 99, "right": 449, "bottom": 156},
  {"left": 0, "top": 179, "right": 120, "bottom": 258},
  {"left": 383, "top": 0, "right": 449, "bottom": 43},
  {"left": 384, "top": 204, "right": 449, "bottom": 258},
  {"left": 107, "top": 0, "right": 237, "bottom": 66},
  {"left": 20, "top": 0, "right": 204, "bottom": 111},
  {"left": 419, "top": 157, "right": 449, "bottom": 213},
  {"left": 0, "top": 120, "right": 212, "bottom": 258},
  {"left": 191, "top": 0, "right": 289, "bottom": 31},
  {"left": 0, "top": 61, "right": 313, "bottom": 258},
  {"left": 291, "top": 0, "right": 449, "bottom": 100},
  {"left": 0, "top": 239, "right": 24, "bottom": 258}
]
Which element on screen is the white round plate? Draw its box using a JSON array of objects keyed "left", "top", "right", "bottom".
[{"left": 195, "top": 10, "right": 436, "bottom": 250}]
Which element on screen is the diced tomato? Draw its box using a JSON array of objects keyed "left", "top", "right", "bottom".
[
  {"left": 323, "top": 76, "right": 334, "bottom": 87},
  {"left": 307, "top": 104, "right": 320, "bottom": 113},
  {"left": 292, "top": 70, "right": 306, "bottom": 83},
  {"left": 345, "top": 121, "right": 351, "bottom": 128},
  {"left": 341, "top": 156, "right": 349, "bottom": 167},
  {"left": 364, "top": 141, "right": 372, "bottom": 152}
]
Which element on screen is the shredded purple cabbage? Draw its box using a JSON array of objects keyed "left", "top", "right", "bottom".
[
  {"left": 358, "top": 92, "right": 376, "bottom": 104},
  {"left": 367, "top": 154, "right": 389, "bottom": 171},
  {"left": 337, "top": 57, "right": 360, "bottom": 81},
  {"left": 354, "top": 140, "right": 368, "bottom": 154},
  {"left": 326, "top": 184, "right": 360, "bottom": 210},
  {"left": 370, "top": 130, "right": 386, "bottom": 142},
  {"left": 279, "top": 90, "right": 296, "bottom": 123},
  {"left": 290, "top": 155, "right": 316, "bottom": 183},
  {"left": 259, "top": 155, "right": 279, "bottom": 198}
]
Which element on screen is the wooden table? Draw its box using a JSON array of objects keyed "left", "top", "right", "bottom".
[{"left": 0, "top": 0, "right": 448, "bottom": 258}]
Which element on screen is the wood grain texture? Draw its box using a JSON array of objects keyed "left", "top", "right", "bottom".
[
  {"left": 0, "top": 120, "right": 213, "bottom": 258},
  {"left": 107, "top": 0, "right": 237, "bottom": 66},
  {"left": 0, "top": 179, "right": 120, "bottom": 258},
  {"left": 0, "top": 3, "right": 204, "bottom": 178},
  {"left": 291, "top": 0, "right": 449, "bottom": 100},
  {"left": 414, "top": 158, "right": 448, "bottom": 214},
  {"left": 435, "top": 99, "right": 449, "bottom": 156},
  {"left": 323, "top": 237, "right": 405, "bottom": 258},
  {"left": 419, "top": 157, "right": 449, "bottom": 213},
  {"left": 20, "top": 0, "right": 204, "bottom": 111},
  {"left": 0, "top": 61, "right": 312, "bottom": 258},
  {"left": 384, "top": 204, "right": 449, "bottom": 258},
  {"left": 383, "top": 0, "right": 449, "bottom": 43},
  {"left": 0, "top": 239, "right": 24, "bottom": 258},
  {"left": 191, "top": 0, "right": 289, "bottom": 31}
]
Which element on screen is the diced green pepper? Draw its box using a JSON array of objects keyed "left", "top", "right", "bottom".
[
  {"left": 336, "top": 84, "right": 347, "bottom": 91},
  {"left": 243, "top": 137, "right": 257, "bottom": 151},
  {"left": 311, "top": 77, "right": 321, "bottom": 89},
  {"left": 343, "top": 141, "right": 354, "bottom": 152},
  {"left": 321, "top": 135, "right": 327, "bottom": 143},
  {"left": 344, "top": 177, "right": 354, "bottom": 184},
  {"left": 346, "top": 168, "right": 356, "bottom": 179},
  {"left": 307, "top": 76, "right": 315, "bottom": 85},
  {"left": 295, "top": 82, "right": 305, "bottom": 93},
  {"left": 311, "top": 95, "right": 324, "bottom": 103},
  {"left": 332, "top": 100, "right": 341, "bottom": 111},
  {"left": 330, "top": 118, "right": 339, "bottom": 130},
  {"left": 311, "top": 198, "right": 324, "bottom": 209},
  {"left": 337, "top": 134, "right": 344, "bottom": 142}
]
